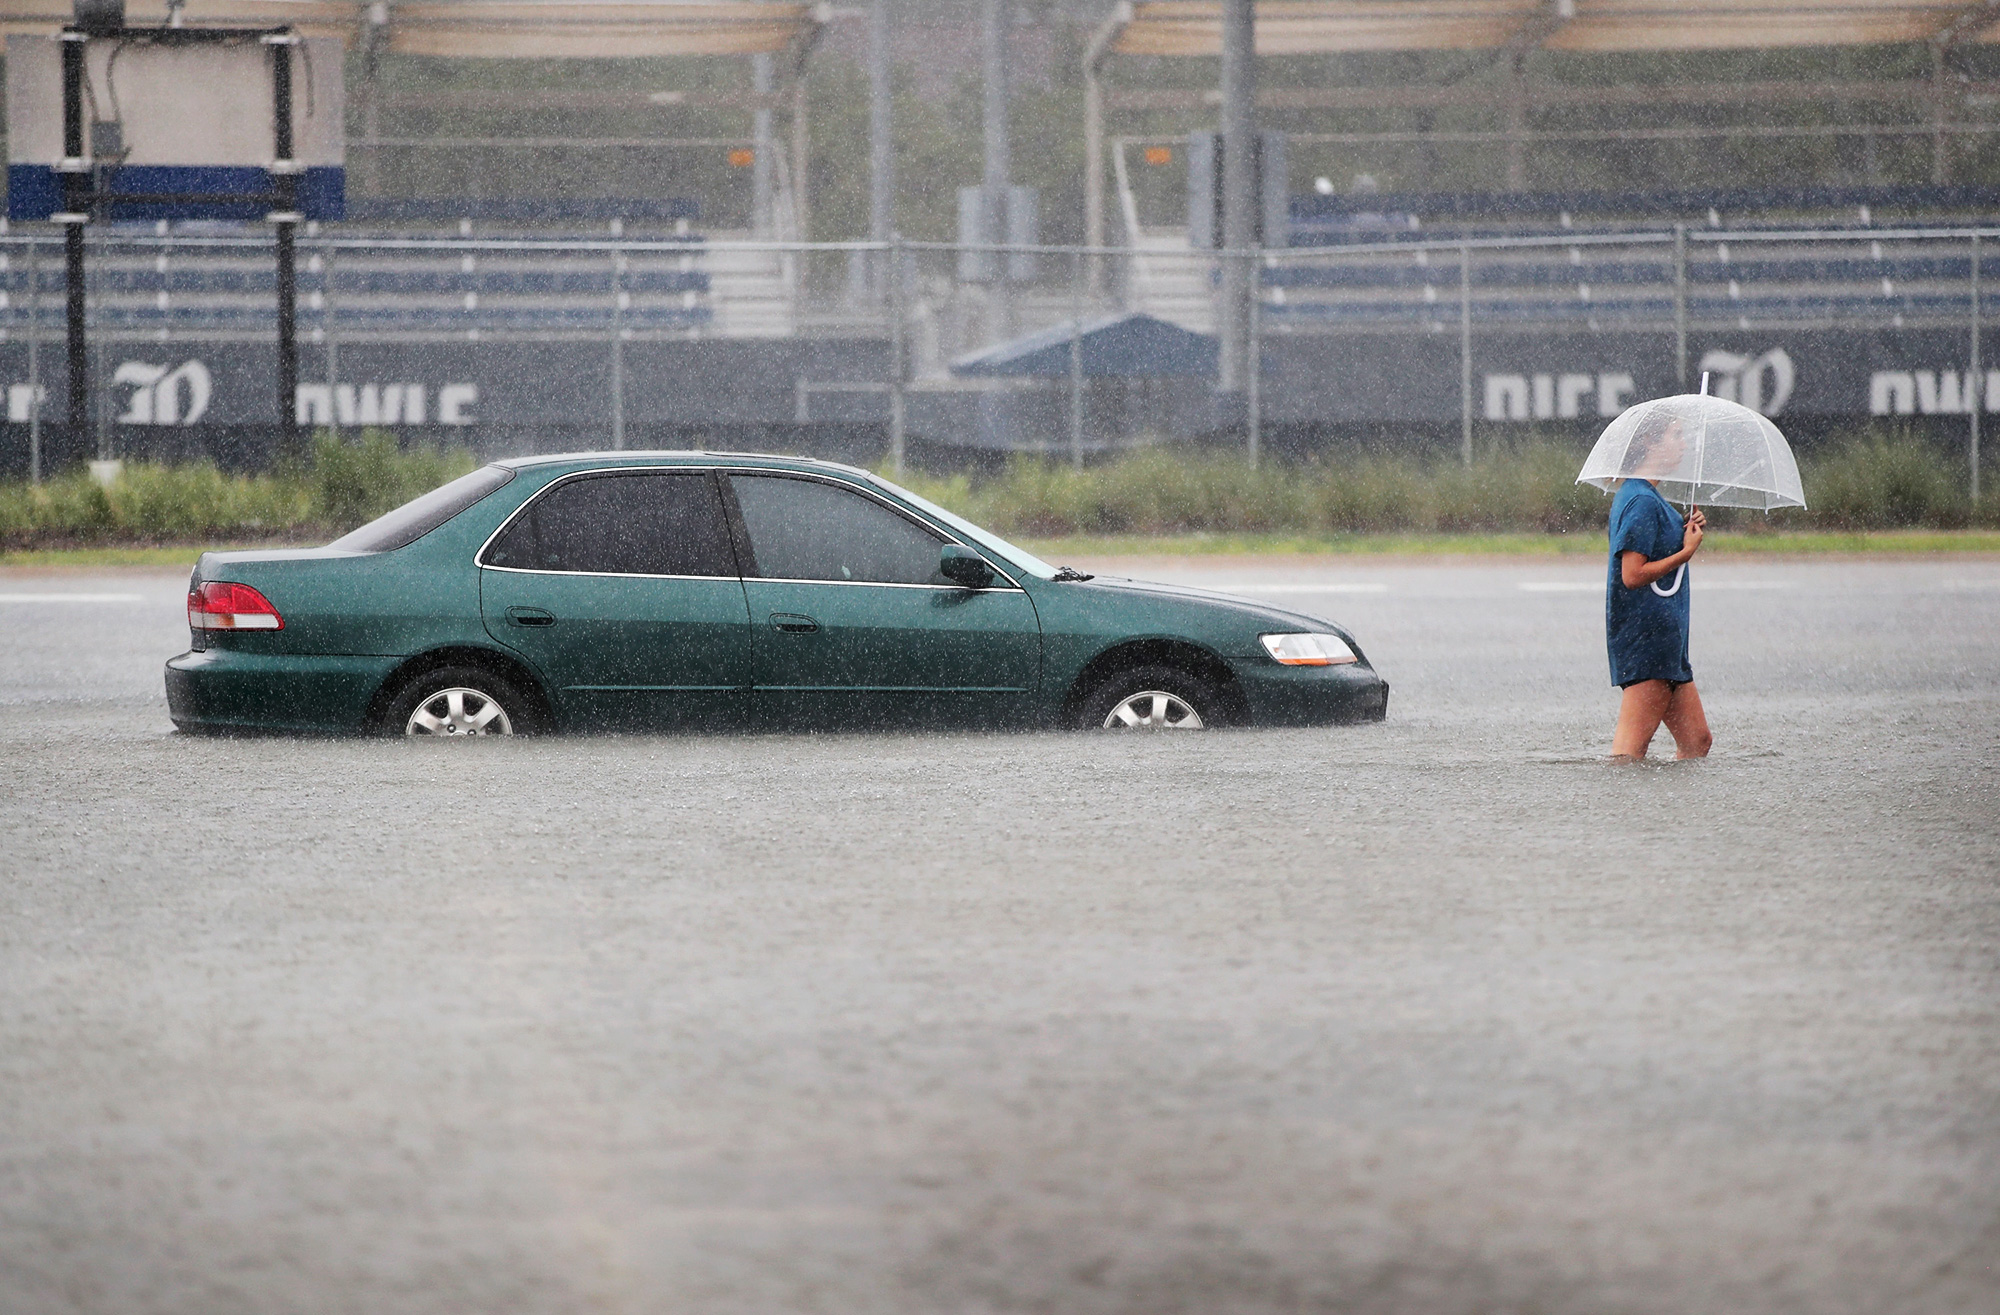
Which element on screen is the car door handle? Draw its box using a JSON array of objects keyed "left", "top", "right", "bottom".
[
  {"left": 506, "top": 606, "right": 556, "bottom": 627},
  {"left": 770, "top": 612, "right": 819, "bottom": 633}
]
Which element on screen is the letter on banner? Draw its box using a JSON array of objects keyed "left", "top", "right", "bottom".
[
  {"left": 439, "top": 384, "right": 478, "bottom": 425},
  {"left": 1556, "top": 373, "right": 1594, "bottom": 419},
  {"left": 297, "top": 384, "right": 333, "bottom": 425},
  {"left": 155, "top": 361, "right": 211, "bottom": 425},
  {"left": 1870, "top": 371, "right": 1916, "bottom": 415},
  {"left": 1484, "top": 375, "right": 1529, "bottom": 421},
  {"left": 8, "top": 384, "right": 46, "bottom": 422},
  {"left": 1531, "top": 373, "right": 1555, "bottom": 420},
  {"left": 1597, "top": 373, "right": 1635, "bottom": 417},
  {"left": 114, "top": 362, "right": 169, "bottom": 424}
]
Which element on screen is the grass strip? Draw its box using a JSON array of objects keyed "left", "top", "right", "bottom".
[{"left": 1022, "top": 529, "right": 2000, "bottom": 558}]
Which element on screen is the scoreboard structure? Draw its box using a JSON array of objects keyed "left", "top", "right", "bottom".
[{"left": 3, "top": 3, "right": 344, "bottom": 464}]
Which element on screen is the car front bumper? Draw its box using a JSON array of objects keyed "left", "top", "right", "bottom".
[
  {"left": 166, "top": 649, "right": 404, "bottom": 735},
  {"left": 1226, "top": 658, "right": 1389, "bottom": 726}
]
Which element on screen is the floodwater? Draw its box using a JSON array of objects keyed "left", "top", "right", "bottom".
[{"left": 1, "top": 556, "right": 1996, "bottom": 1314}]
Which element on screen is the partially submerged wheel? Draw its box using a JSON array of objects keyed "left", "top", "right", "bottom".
[
  {"left": 406, "top": 686, "right": 512, "bottom": 736},
  {"left": 1076, "top": 663, "right": 1225, "bottom": 731},
  {"left": 1103, "top": 689, "right": 1203, "bottom": 729},
  {"left": 382, "top": 665, "right": 534, "bottom": 738}
]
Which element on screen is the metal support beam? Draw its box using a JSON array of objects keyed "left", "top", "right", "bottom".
[
  {"left": 752, "top": 52, "right": 775, "bottom": 236},
  {"left": 1500, "top": 1, "right": 1572, "bottom": 190},
  {"left": 1506, "top": 53, "right": 1528, "bottom": 191},
  {"left": 1083, "top": 3, "right": 1130, "bottom": 295},
  {"left": 360, "top": 2, "right": 386, "bottom": 195},
  {"left": 60, "top": 29, "right": 88, "bottom": 473},
  {"left": 1104, "top": 77, "right": 1990, "bottom": 114},
  {"left": 269, "top": 33, "right": 301, "bottom": 453},
  {"left": 1933, "top": 40, "right": 1951, "bottom": 184},
  {"left": 867, "top": 0, "right": 893, "bottom": 296},
  {"left": 1934, "top": 0, "right": 2000, "bottom": 47},
  {"left": 1973, "top": 231, "right": 1983, "bottom": 505},
  {"left": 1217, "top": 0, "right": 1256, "bottom": 410},
  {"left": 1459, "top": 242, "right": 1473, "bottom": 467},
  {"left": 982, "top": 0, "right": 1012, "bottom": 345},
  {"left": 1674, "top": 224, "right": 1688, "bottom": 391},
  {"left": 887, "top": 234, "right": 906, "bottom": 476}
]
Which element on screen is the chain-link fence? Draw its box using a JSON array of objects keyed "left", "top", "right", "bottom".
[{"left": 1, "top": 224, "right": 1991, "bottom": 499}]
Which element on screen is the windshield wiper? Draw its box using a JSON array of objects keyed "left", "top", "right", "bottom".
[{"left": 1052, "top": 566, "right": 1095, "bottom": 582}]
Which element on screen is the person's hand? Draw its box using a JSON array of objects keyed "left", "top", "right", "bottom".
[{"left": 1683, "top": 509, "right": 1705, "bottom": 556}]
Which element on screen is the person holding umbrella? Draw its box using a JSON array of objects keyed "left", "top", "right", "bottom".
[
  {"left": 1604, "top": 409, "right": 1709, "bottom": 760},
  {"left": 1577, "top": 388, "right": 1808, "bottom": 763}
]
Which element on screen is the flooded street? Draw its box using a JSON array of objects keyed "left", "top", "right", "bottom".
[{"left": 2, "top": 556, "right": 1996, "bottom": 1314}]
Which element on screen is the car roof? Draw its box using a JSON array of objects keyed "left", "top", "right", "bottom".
[{"left": 494, "top": 450, "right": 876, "bottom": 480}]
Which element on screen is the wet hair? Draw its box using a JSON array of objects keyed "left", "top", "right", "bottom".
[{"left": 1625, "top": 408, "right": 1683, "bottom": 464}]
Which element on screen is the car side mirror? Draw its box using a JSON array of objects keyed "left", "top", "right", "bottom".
[{"left": 939, "top": 543, "right": 995, "bottom": 588}]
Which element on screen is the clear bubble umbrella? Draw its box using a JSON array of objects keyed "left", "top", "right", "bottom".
[{"left": 1576, "top": 389, "right": 1807, "bottom": 510}]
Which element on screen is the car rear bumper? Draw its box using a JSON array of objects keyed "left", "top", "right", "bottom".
[
  {"left": 166, "top": 649, "right": 403, "bottom": 735},
  {"left": 1226, "top": 658, "right": 1389, "bottom": 726}
]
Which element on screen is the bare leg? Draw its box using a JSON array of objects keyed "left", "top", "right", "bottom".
[
  {"left": 1611, "top": 680, "right": 1673, "bottom": 760},
  {"left": 1662, "top": 681, "right": 1712, "bottom": 759}
]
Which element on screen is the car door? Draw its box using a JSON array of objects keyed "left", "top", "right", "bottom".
[
  {"left": 722, "top": 470, "right": 1041, "bottom": 727},
  {"left": 479, "top": 469, "right": 753, "bottom": 728}
]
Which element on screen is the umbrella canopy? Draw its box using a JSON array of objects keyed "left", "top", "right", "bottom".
[{"left": 1576, "top": 393, "right": 1807, "bottom": 510}]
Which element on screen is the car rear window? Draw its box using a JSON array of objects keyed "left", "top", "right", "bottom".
[
  {"left": 482, "top": 471, "right": 738, "bottom": 576},
  {"left": 326, "top": 465, "right": 516, "bottom": 554}
]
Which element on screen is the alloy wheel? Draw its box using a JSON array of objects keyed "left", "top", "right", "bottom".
[
  {"left": 405, "top": 687, "right": 514, "bottom": 736},
  {"left": 1101, "top": 690, "right": 1204, "bottom": 730}
]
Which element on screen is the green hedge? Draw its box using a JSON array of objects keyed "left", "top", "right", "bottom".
[
  {"left": 1, "top": 429, "right": 1993, "bottom": 548},
  {"left": 895, "top": 434, "right": 1998, "bottom": 538},
  {"left": 0, "top": 431, "right": 475, "bottom": 547}
]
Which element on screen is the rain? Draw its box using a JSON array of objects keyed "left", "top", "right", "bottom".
[{"left": 2, "top": 3, "right": 1998, "bottom": 1314}]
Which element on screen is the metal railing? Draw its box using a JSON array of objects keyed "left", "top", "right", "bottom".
[{"left": 1, "top": 224, "right": 1991, "bottom": 502}]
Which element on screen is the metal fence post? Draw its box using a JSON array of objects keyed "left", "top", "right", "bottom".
[
  {"left": 1459, "top": 241, "right": 1473, "bottom": 466},
  {"left": 1674, "top": 224, "right": 1688, "bottom": 391},
  {"left": 1973, "top": 230, "right": 1983, "bottom": 506},
  {"left": 324, "top": 243, "right": 339, "bottom": 438},
  {"left": 1069, "top": 248, "right": 1085, "bottom": 468},
  {"left": 27, "top": 237, "right": 41, "bottom": 484},
  {"left": 1247, "top": 245, "right": 1262, "bottom": 470},
  {"left": 609, "top": 245, "right": 625, "bottom": 450},
  {"left": 888, "top": 234, "right": 906, "bottom": 476}
]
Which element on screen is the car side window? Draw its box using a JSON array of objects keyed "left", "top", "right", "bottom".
[
  {"left": 483, "top": 472, "right": 737, "bottom": 576},
  {"left": 728, "top": 474, "right": 947, "bottom": 585}
]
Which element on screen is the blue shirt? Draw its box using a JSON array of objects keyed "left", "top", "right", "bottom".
[{"left": 1605, "top": 480, "right": 1693, "bottom": 686}]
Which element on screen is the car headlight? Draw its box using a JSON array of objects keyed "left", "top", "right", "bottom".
[{"left": 1260, "top": 632, "right": 1357, "bottom": 666}]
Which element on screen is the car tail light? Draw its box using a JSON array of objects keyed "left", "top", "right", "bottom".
[{"left": 188, "top": 581, "right": 284, "bottom": 631}]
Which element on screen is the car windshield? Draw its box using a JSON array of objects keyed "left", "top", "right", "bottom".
[
  {"left": 867, "top": 474, "right": 1059, "bottom": 581},
  {"left": 326, "top": 465, "right": 517, "bottom": 553}
]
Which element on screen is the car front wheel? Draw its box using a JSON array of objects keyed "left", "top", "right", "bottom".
[
  {"left": 1076, "top": 664, "right": 1225, "bottom": 731},
  {"left": 382, "top": 666, "right": 536, "bottom": 737}
]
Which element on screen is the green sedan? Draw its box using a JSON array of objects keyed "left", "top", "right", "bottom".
[{"left": 165, "top": 453, "right": 1389, "bottom": 736}]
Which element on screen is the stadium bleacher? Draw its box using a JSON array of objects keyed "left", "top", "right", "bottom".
[
  {"left": 0, "top": 198, "right": 720, "bottom": 337},
  {"left": 1261, "top": 185, "right": 1998, "bottom": 334}
]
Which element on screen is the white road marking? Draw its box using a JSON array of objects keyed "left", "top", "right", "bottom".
[{"left": 0, "top": 592, "right": 146, "bottom": 604}]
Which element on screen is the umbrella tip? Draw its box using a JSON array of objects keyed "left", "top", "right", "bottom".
[{"left": 1699, "top": 371, "right": 1711, "bottom": 395}]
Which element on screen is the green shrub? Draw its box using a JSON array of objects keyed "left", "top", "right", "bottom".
[
  {"left": 1, "top": 428, "right": 1991, "bottom": 547},
  {"left": 308, "top": 429, "right": 476, "bottom": 528},
  {"left": 1802, "top": 432, "right": 1971, "bottom": 529},
  {"left": 0, "top": 430, "right": 477, "bottom": 546}
]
